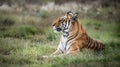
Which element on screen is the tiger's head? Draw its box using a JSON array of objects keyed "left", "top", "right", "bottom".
[{"left": 52, "top": 11, "right": 78, "bottom": 35}]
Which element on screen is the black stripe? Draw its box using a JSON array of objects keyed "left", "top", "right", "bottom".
[
  {"left": 88, "top": 38, "right": 92, "bottom": 48},
  {"left": 67, "top": 43, "right": 72, "bottom": 51},
  {"left": 91, "top": 40, "right": 95, "bottom": 49},
  {"left": 61, "top": 20, "right": 65, "bottom": 27},
  {"left": 59, "top": 48, "right": 64, "bottom": 53},
  {"left": 87, "top": 37, "right": 91, "bottom": 48},
  {"left": 64, "top": 20, "right": 70, "bottom": 30},
  {"left": 68, "top": 33, "right": 76, "bottom": 40},
  {"left": 67, "top": 32, "right": 78, "bottom": 44},
  {"left": 95, "top": 41, "right": 99, "bottom": 50},
  {"left": 94, "top": 41, "right": 98, "bottom": 50}
]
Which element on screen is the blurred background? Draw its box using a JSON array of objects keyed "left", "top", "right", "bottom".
[{"left": 0, "top": 0, "right": 120, "bottom": 67}]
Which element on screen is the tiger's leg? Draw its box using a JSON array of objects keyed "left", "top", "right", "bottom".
[
  {"left": 67, "top": 45, "right": 79, "bottom": 55},
  {"left": 48, "top": 43, "right": 80, "bottom": 57},
  {"left": 50, "top": 49, "right": 63, "bottom": 56},
  {"left": 66, "top": 42, "right": 83, "bottom": 55},
  {"left": 42, "top": 49, "right": 62, "bottom": 58}
]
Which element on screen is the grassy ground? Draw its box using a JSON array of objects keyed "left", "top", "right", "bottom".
[{"left": 0, "top": 11, "right": 120, "bottom": 67}]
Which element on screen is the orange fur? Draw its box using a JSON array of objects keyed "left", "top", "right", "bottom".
[{"left": 51, "top": 12, "right": 105, "bottom": 56}]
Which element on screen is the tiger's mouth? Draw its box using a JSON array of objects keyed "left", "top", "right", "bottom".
[{"left": 53, "top": 26, "right": 62, "bottom": 33}]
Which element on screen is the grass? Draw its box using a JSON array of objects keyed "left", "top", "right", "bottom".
[{"left": 0, "top": 11, "right": 120, "bottom": 67}]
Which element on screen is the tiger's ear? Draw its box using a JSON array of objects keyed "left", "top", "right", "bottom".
[
  {"left": 74, "top": 12, "right": 79, "bottom": 19},
  {"left": 71, "top": 12, "right": 79, "bottom": 22},
  {"left": 66, "top": 11, "right": 73, "bottom": 19}
]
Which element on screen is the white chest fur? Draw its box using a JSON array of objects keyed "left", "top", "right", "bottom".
[{"left": 58, "top": 35, "right": 71, "bottom": 53}]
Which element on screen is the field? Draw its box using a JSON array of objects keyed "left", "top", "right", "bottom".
[{"left": 0, "top": 9, "right": 120, "bottom": 67}]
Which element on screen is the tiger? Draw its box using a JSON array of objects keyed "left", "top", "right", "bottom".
[{"left": 45, "top": 11, "right": 105, "bottom": 57}]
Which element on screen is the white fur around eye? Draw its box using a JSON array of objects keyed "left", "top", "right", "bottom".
[{"left": 53, "top": 26, "right": 58, "bottom": 33}]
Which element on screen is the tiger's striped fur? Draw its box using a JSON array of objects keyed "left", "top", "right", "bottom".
[{"left": 51, "top": 11, "right": 105, "bottom": 56}]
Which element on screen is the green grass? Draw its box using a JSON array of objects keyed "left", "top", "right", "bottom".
[{"left": 0, "top": 11, "right": 120, "bottom": 67}]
